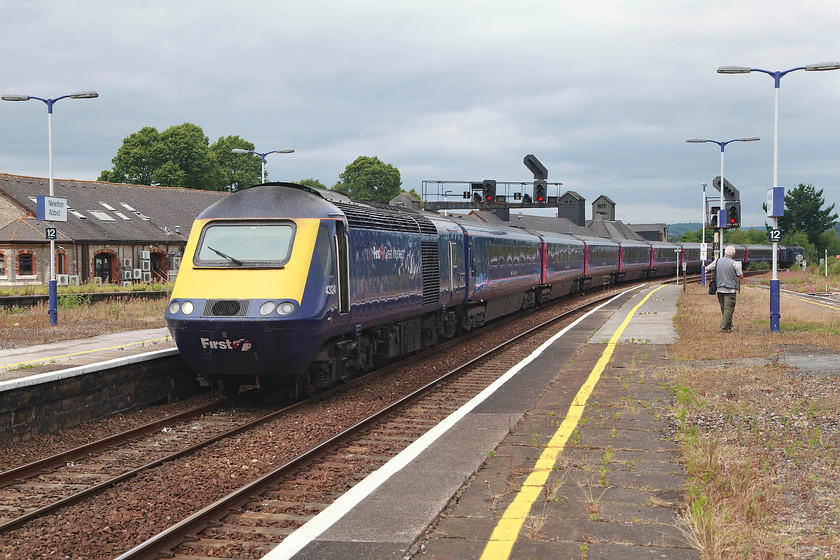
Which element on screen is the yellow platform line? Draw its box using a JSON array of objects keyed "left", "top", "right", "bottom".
[
  {"left": 783, "top": 293, "right": 840, "bottom": 311},
  {"left": 0, "top": 336, "right": 172, "bottom": 371},
  {"left": 479, "top": 284, "right": 666, "bottom": 560},
  {"left": 746, "top": 285, "right": 840, "bottom": 312}
]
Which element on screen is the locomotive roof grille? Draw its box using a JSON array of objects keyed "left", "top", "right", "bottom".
[{"left": 333, "top": 201, "right": 437, "bottom": 235}]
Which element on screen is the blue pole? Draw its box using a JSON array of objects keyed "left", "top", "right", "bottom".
[
  {"left": 769, "top": 278, "right": 780, "bottom": 331},
  {"left": 48, "top": 279, "right": 58, "bottom": 325}
]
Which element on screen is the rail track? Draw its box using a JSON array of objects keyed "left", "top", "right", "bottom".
[
  {"left": 0, "top": 284, "right": 637, "bottom": 559},
  {"left": 114, "top": 289, "right": 631, "bottom": 560}
]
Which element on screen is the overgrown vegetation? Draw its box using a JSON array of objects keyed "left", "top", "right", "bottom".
[
  {"left": 0, "top": 295, "right": 167, "bottom": 349},
  {"left": 0, "top": 280, "right": 171, "bottom": 298},
  {"left": 668, "top": 271, "right": 840, "bottom": 559}
]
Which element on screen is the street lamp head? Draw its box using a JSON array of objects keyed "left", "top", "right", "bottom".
[
  {"left": 69, "top": 91, "right": 99, "bottom": 99},
  {"left": 274, "top": 149, "right": 295, "bottom": 154},
  {"left": 686, "top": 138, "right": 708, "bottom": 143},
  {"left": 231, "top": 148, "right": 252, "bottom": 154},
  {"left": 717, "top": 66, "right": 752, "bottom": 74},
  {"left": 1, "top": 94, "right": 30, "bottom": 101},
  {"left": 738, "top": 136, "right": 760, "bottom": 142},
  {"left": 805, "top": 61, "right": 840, "bottom": 71}
]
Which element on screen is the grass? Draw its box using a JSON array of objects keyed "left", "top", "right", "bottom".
[
  {"left": 0, "top": 296, "right": 168, "bottom": 349},
  {"left": 755, "top": 266, "right": 840, "bottom": 294},
  {"left": 0, "top": 280, "right": 171, "bottom": 297},
  {"left": 667, "top": 271, "right": 840, "bottom": 559}
]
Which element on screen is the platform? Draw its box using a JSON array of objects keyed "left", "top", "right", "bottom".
[
  {"left": 0, "top": 327, "right": 176, "bottom": 386},
  {"left": 263, "top": 284, "right": 698, "bottom": 560}
]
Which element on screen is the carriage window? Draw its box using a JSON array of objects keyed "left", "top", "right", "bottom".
[{"left": 195, "top": 221, "right": 295, "bottom": 267}]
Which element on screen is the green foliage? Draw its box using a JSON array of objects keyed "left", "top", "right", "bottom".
[
  {"left": 99, "top": 124, "right": 261, "bottom": 191},
  {"left": 98, "top": 126, "right": 160, "bottom": 185},
  {"left": 210, "top": 135, "right": 262, "bottom": 191},
  {"left": 678, "top": 228, "right": 715, "bottom": 243},
  {"left": 58, "top": 293, "right": 92, "bottom": 309},
  {"left": 678, "top": 227, "right": 767, "bottom": 244},
  {"left": 333, "top": 156, "right": 402, "bottom": 202},
  {"left": 298, "top": 178, "right": 327, "bottom": 189},
  {"left": 779, "top": 184, "right": 838, "bottom": 249}
]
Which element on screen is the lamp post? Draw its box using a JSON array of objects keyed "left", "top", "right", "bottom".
[
  {"left": 231, "top": 148, "right": 294, "bottom": 183},
  {"left": 718, "top": 61, "right": 840, "bottom": 332},
  {"left": 2, "top": 91, "right": 99, "bottom": 326},
  {"left": 701, "top": 183, "right": 707, "bottom": 285},
  {"left": 686, "top": 137, "right": 759, "bottom": 259}
]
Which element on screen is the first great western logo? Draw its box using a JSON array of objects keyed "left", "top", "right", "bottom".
[{"left": 200, "top": 337, "right": 252, "bottom": 351}]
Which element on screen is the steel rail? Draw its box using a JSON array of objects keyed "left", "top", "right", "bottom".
[
  {"left": 0, "top": 399, "right": 227, "bottom": 488},
  {"left": 113, "top": 289, "right": 629, "bottom": 560}
]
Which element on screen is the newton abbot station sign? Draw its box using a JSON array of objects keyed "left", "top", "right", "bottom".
[{"left": 36, "top": 195, "right": 67, "bottom": 222}]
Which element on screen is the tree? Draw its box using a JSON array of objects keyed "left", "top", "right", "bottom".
[
  {"left": 152, "top": 123, "right": 215, "bottom": 189},
  {"left": 333, "top": 156, "right": 401, "bottom": 202},
  {"left": 99, "top": 124, "right": 260, "bottom": 191},
  {"left": 779, "top": 184, "right": 838, "bottom": 247},
  {"left": 298, "top": 178, "right": 327, "bottom": 189},
  {"left": 210, "top": 136, "right": 261, "bottom": 191},
  {"left": 678, "top": 229, "right": 714, "bottom": 243},
  {"left": 98, "top": 126, "right": 160, "bottom": 185}
]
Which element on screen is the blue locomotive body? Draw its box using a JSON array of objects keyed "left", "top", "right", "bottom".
[{"left": 165, "top": 182, "right": 803, "bottom": 396}]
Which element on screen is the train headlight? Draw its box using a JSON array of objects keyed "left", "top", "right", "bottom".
[
  {"left": 181, "top": 301, "right": 195, "bottom": 315},
  {"left": 259, "top": 301, "right": 277, "bottom": 315},
  {"left": 277, "top": 302, "right": 296, "bottom": 316},
  {"left": 168, "top": 301, "right": 180, "bottom": 314}
]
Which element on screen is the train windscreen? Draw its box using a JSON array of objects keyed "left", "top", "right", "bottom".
[{"left": 195, "top": 222, "right": 295, "bottom": 266}]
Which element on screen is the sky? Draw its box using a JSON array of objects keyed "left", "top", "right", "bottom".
[{"left": 1, "top": 0, "right": 838, "bottom": 228}]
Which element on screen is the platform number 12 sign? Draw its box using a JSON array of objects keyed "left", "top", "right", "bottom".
[{"left": 768, "top": 229, "right": 782, "bottom": 243}]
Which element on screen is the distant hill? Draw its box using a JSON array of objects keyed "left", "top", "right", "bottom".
[
  {"left": 667, "top": 222, "right": 766, "bottom": 241},
  {"left": 666, "top": 223, "right": 701, "bottom": 241}
]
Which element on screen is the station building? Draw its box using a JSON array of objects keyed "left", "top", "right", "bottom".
[{"left": 0, "top": 173, "right": 227, "bottom": 287}]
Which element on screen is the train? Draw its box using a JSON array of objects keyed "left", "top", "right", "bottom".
[{"left": 164, "top": 182, "right": 802, "bottom": 397}]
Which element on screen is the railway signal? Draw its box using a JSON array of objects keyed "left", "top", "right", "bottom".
[
  {"left": 482, "top": 180, "right": 496, "bottom": 202},
  {"left": 725, "top": 201, "right": 740, "bottom": 228},
  {"left": 534, "top": 180, "right": 547, "bottom": 203}
]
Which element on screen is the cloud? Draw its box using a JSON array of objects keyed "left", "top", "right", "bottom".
[{"left": 1, "top": 0, "right": 838, "bottom": 227}]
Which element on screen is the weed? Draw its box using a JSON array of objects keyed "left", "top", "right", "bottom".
[{"left": 579, "top": 543, "right": 588, "bottom": 559}]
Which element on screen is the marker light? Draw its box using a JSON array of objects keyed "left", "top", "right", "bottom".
[
  {"left": 181, "top": 301, "right": 194, "bottom": 315},
  {"left": 277, "top": 302, "right": 296, "bottom": 316},
  {"left": 168, "top": 301, "right": 180, "bottom": 314},
  {"left": 259, "top": 301, "right": 277, "bottom": 315}
]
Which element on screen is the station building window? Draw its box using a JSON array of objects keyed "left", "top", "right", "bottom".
[
  {"left": 0, "top": 252, "right": 5, "bottom": 277},
  {"left": 18, "top": 252, "right": 35, "bottom": 276}
]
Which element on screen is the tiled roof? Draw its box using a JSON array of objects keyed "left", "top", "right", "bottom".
[{"left": 0, "top": 173, "right": 228, "bottom": 244}]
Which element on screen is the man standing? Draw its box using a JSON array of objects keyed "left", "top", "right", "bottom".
[{"left": 707, "top": 245, "right": 744, "bottom": 333}]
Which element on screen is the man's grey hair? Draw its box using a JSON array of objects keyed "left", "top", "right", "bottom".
[{"left": 724, "top": 245, "right": 736, "bottom": 257}]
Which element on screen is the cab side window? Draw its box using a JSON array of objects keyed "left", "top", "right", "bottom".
[{"left": 316, "top": 226, "right": 334, "bottom": 276}]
